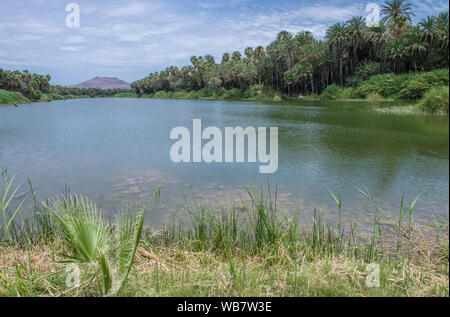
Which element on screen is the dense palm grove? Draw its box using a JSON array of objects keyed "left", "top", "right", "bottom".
[
  {"left": 131, "top": 1, "right": 449, "bottom": 98},
  {"left": 0, "top": 69, "right": 128, "bottom": 102}
]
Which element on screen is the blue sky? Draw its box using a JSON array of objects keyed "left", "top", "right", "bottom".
[{"left": 1, "top": 0, "right": 448, "bottom": 85}]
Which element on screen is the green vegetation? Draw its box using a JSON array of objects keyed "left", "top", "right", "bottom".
[
  {"left": 1, "top": 1, "right": 448, "bottom": 114},
  {"left": 114, "top": 85, "right": 283, "bottom": 102},
  {"left": 131, "top": 1, "right": 449, "bottom": 115},
  {"left": 118, "top": 69, "right": 449, "bottom": 115},
  {"left": 114, "top": 92, "right": 141, "bottom": 98},
  {"left": 354, "top": 69, "right": 449, "bottom": 100},
  {"left": 317, "top": 69, "right": 449, "bottom": 102},
  {"left": 0, "top": 170, "right": 448, "bottom": 297},
  {"left": 0, "top": 69, "right": 130, "bottom": 105},
  {"left": 417, "top": 86, "right": 449, "bottom": 114},
  {"left": 45, "top": 195, "right": 145, "bottom": 296},
  {"left": 0, "top": 89, "right": 30, "bottom": 105}
]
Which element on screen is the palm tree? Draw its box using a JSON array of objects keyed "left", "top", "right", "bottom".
[
  {"left": 22, "top": 70, "right": 32, "bottom": 85},
  {"left": 244, "top": 47, "right": 253, "bottom": 59},
  {"left": 285, "top": 62, "right": 311, "bottom": 95},
  {"left": 419, "top": 16, "right": 437, "bottom": 45},
  {"left": 403, "top": 27, "right": 427, "bottom": 71},
  {"left": 207, "top": 77, "right": 222, "bottom": 93},
  {"left": 231, "top": 51, "right": 241, "bottom": 62},
  {"left": 385, "top": 39, "right": 406, "bottom": 73},
  {"left": 277, "top": 31, "right": 292, "bottom": 41},
  {"left": 205, "top": 55, "right": 215, "bottom": 67},
  {"left": 419, "top": 16, "right": 438, "bottom": 69},
  {"left": 301, "top": 44, "right": 320, "bottom": 93},
  {"left": 381, "top": 0, "right": 415, "bottom": 25},
  {"left": 367, "top": 23, "right": 392, "bottom": 73},
  {"left": 281, "top": 37, "right": 296, "bottom": 69},
  {"left": 346, "top": 16, "right": 367, "bottom": 74},
  {"left": 326, "top": 23, "right": 348, "bottom": 86},
  {"left": 221, "top": 53, "right": 230, "bottom": 64},
  {"left": 437, "top": 12, "right": 449, "bottom": 54},
  {"left": 440, "top": 22, "right": 449, "bottom": 49},
  {"left": 253, "top": 46, "right": 265, "bottom": 62},
  {"left": 266, "top": 41, "right": 283, "bottom": 91}
]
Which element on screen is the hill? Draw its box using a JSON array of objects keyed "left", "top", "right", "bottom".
[{"left": 71, "top": 77, "right": 130, "bottom": 89}]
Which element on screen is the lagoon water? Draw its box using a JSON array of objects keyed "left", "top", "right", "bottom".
[{"left": 0, "top": 98, "right": 448, "bottom": 229}]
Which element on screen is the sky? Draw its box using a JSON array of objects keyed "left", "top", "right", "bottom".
[{"left": 0, "top": 0, "right": 448, "bottom": 85}]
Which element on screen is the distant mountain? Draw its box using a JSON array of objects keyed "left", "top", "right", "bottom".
[{"left": 70, "top": 77, "right": 130, "bottom": 89}]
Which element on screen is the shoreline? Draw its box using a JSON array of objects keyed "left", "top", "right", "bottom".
[
  {"left": 2, "top": 93, "right": 438, "bottom": 116},
  {"left": 0, "top": 185, "right": 448, "bottom": 297},
  {"left": 2, "top": 69, "right": 448, "bottom": 115}
]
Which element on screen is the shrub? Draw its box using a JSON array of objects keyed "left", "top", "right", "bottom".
[
  {"left": 417, "top": 86, "right": 449, "bottom": 114},
  {"left": 39, "top": 94, "right": 53, "bottom": 102},
  {"left": 197, "top": 88, "right": 214, "bottom": 98},
  {"left": 244, "top": 85, "right": 277, "bottom": 100},
  {"left": 355, "top": 61, "right": 380, "bottom": 80},
  {"left": 320, "top": 85, "right": 354, "bottom": 100},
  {"left": 303, "top": 94, "right": 319, "bottom": 100},
  {"left": 273, "top": 95, "right": 283, "bottom": 101},
  {"left": 342, "top": 87, "right": 357, "bottom": 99},
  {"left": 355, "top": 74, "right": 402, "bottom": 98},
  {"left": 172, "top": 90, "right": 189, "bottom": 99},
  {"left": 320, "top": 85, "right": 342, "bottom": 100},
  {"left": 114, "top": 93, "right": 139, "bottom": 98},
  {"left": 345, "top": 76, "right": 360, "bottom": 88},
  {"left": 355, "top": 69, "right": 449, "bottom": 100},
  {"left": 216, "top": 87, "right": 227, "bottom": 97},
  {"left": 397, "top": 79, "right": 430, "bottom": 99},
  {"left": 223, "top": 88, "right": 243, "bottom": 99},
  {"left": 154, "top": 91, "right": 168, "bottom": 98},
  {"left": 187, "top": 90, "right": 199, "bottom": 99},
  {"left": 366, "top": 92, "right": 383, "bottom": 101}
]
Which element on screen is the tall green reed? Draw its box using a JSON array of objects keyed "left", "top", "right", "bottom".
[{"left": 0, "top": 166, "right": 24, "bottom": 243}]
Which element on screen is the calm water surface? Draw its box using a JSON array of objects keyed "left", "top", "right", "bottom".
[{"left": 0, "top": 98, "right": 448, "bottom": 229}]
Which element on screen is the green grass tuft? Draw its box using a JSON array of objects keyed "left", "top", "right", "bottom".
[{"left": 417, "top": 86, "right": 449, "bottom": 114}]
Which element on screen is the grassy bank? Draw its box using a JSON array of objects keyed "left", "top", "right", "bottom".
[
  {"left": 0, "top": 89, "right": 95, "bottom": 105},
  {"left": 0, "top": 173, "right": 448, "bottom": 297},
  {"left": 115, "top": 85, "right": 284, "bottom": 102},
  {"left": 0, "top": 89, "right": 30, "bottom": 105},
  {"left": 2, "top": 69, "right": 447, "bottom": 115},
  {"left": 318, "top": 69, "right": 449, "bottom": 114}
]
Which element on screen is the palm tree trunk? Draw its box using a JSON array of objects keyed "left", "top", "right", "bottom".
[
  {"left": 338, "top": 49, "right": 343, "bottom": 87},
  {"left": 329, "top": 46, "right": 334, "bottom": 84}
]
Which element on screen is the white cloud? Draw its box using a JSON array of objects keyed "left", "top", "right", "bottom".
[
  {"left": 1, "top": 0, "right": 446, "bottom": 85},
  {"left": 59, "top": 46, "right": 84, "bottom": 52},
  {"left": 66, "top": 36, "right": 86, "bottom": 44},
  {"left": 411, "top": 0, "right": 448, "bottom": 20},
  {"left": 104, "top": 3, "right": 159, "bottom": 18}
]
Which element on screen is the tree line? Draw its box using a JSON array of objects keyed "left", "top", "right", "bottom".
[
  {"left": 0, "top": 69, "right": 129, "bottom": 101},
  {"left": 131, "top": 0, "right": 449, "bottom": 97}
]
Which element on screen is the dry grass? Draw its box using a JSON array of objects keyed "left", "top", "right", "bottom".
[{"left": 1, "top": 234, "right": 447, "bottom": 297}]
